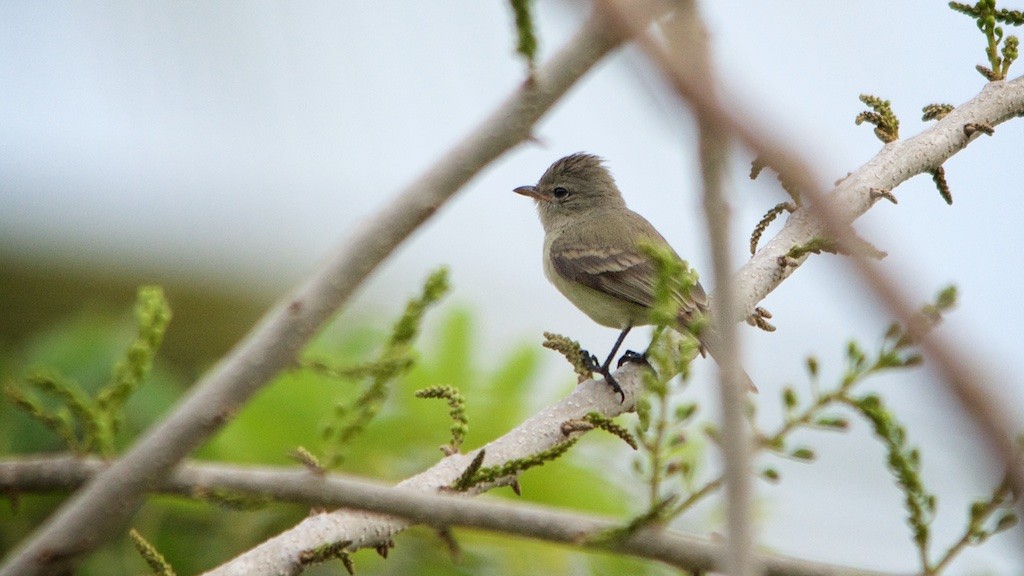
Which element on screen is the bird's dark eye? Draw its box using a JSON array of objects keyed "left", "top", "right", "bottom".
[{"left": 552, "top": 186, "right": 569, "bottom": 199}]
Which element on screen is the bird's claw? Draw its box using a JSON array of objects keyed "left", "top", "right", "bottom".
[
  {"left": 602, "top": 370, "right": 626, "bottom": 404},
  {"left": 580, "top": 350, "right": 602, "bottom": 374},
  {"left": 617, "top": 349, "right": 648, "bottom": 369}
]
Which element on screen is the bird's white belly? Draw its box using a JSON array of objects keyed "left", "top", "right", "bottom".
[{"left": 542, "top": 246, "right": 651, "bottom": 329}]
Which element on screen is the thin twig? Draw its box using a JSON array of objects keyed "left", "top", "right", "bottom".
[
  {"left": 0, "top": 455, "right": 908, "bottom": 576},
  {"left": 928, "top": 480, "right": 1013, "bottom": 574}
]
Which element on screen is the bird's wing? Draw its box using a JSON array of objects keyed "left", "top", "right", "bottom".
[{"left": 549, "top": 230, "right": 708, "bottom": 322}]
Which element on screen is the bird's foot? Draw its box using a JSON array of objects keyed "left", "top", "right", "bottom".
[
  {"left": 617, "top": 349, "right": 648, "bottom": 369},
  {"left": 580, "top": 350, "right": 602, "bottom": 374}
]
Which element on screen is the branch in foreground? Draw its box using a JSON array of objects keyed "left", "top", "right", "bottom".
[
  {"left": 0, "top": 455, "right": 907, "bottom": 576},
  {"left": 672, "top": 2, "right": 758, "bottom": 575},
  {"left": 0, "top": 9, "right": 632, "bottom": 576}
]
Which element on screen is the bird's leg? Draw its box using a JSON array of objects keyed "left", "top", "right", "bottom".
[{"left": 593, "top": 326, "right": 631, "bottom": 403}]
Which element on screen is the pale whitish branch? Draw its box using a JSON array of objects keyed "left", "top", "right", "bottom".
[
  {"left": 0, "top": 9, "right": 632, "bottom": 576},
  {"left": 0, "top": 455, "right": 908, "bottom": 576},
  {"left": 601, "top": 0, "right": 1024, "bottom": 509},
  {"left": 600, "top": 2, "right": 1024, "bottom": 321},
  {"left": 207, "top": 365, "right": 646, "bottom": 575}
]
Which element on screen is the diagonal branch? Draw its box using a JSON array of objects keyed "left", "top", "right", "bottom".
[
  {"left": 601, "top": 0, "right": 1024, "bottom": 503},
  {"left": 0, "top": 455, "right": 909, "bottom": 576},
  {"left": 0, "top": 9, "right": 634, "bottom": 576},
  {"left": 600, "top": 4, "right": 1024, "bottom": 322}
]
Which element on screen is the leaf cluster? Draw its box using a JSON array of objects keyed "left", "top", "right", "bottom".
[
  {"left": 631, "top": 334, "right": 704, "bottom": 521},
  {"left": 451, "top": 439, "right": 579, "bottom": 492},
  {"left": 299, "top": 539, "right": 355, "bottom": 575},
  {"left": 3, "top": 286, "right": 171, "bottom": 455},
  {"left": 508, "top": 0, "right": 538, "bottom": 71},
  {"left": 606, "top": 285, "right": 1016, "bottom": 575},
  {"left": 415, "top": 385, "right": 468, "bottom": 455},
  {"left": 749, "top": 201, "right": 796, "bottom": 255},
  {"left": 542, "top": 332, "right": 594, "bottom": 382},
  {"left": 761, "top": 287, "right": 1018, "bottom": 574},
  {"left": 856, "top": 94, "right": 900, "bottom": 143},
  {"left": 849, "top": 394, "right": 936, "bottom": 559},
  {"left": 638, "top": 241, "right": 702, "bottom": 333},
  {"left": 130, "top": 528, "right": 177, "bottom": 576},
  {"left": 949, "top": 0, "right": 1022, "bottom": 79}
]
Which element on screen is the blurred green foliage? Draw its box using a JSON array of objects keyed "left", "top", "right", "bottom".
[
  {"left": 0, "top": 294, "right": 669, "bottom": 575},
  {"left": 4, "top": 287, "right": 171, "bottom": 456}
]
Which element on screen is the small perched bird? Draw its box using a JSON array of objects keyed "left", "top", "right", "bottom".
[{"left": 514, "top": 152, "right": 754, "bottom": 401}]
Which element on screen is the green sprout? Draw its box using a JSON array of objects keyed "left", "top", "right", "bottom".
[
  {"left": 415, "top": 385, "right": 469, "bottom": 455},
  {"left": 949, "top": 0, "right": 1023, "bottom": 79},
  {"left": 856, "top": 94, "right": 900, "bottom": 143}
]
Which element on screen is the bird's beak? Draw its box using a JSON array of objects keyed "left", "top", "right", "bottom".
[{"left": 514, "top": 185, "right": 549, "bottom": 202}]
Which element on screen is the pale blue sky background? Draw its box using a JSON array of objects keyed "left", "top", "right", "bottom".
[{"left": 2, "top": 2, "right": 1023, "bottom": 572}]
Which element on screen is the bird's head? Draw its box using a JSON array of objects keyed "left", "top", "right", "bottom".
[{"left": 514, "top": 152, "right": 626, "bottom": 231}]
